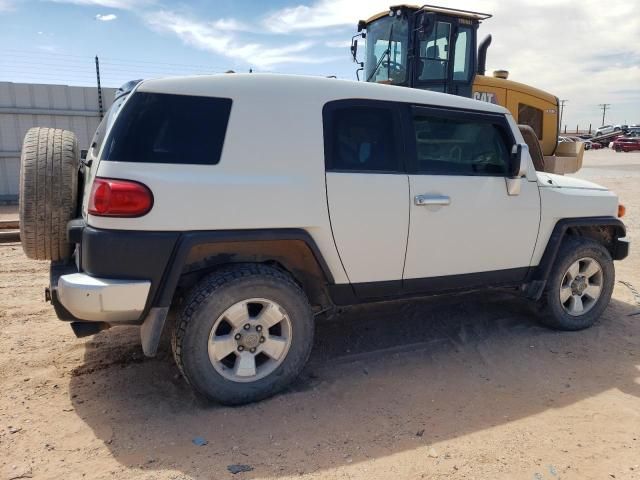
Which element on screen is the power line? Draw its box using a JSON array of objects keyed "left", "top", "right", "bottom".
[
  {"left": 0, "top": 49, "right": 229, "bottom": 72},
  {"left": 598, "top": 103, "right": 611, "bottom": 126},
  {"left": 559, "top": 99, "right": 568, "bottom": 129}
]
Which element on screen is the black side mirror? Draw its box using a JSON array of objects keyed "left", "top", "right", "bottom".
[
  {"left": 510, "top": 144, "right": 523, "bottom": 177},
  {"left": 80, "top": 149, "right": 88, "bottom": 160},
  {"left": 350, "top": 39, "right": 358, "bottom": 62},
  {"left": 357, "top": 20, "right": 366, "bottom": 32}
]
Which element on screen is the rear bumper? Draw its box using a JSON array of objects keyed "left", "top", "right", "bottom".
[
  {"left": 57, "top": 272, "right": 150, "bottom": 322},
  {"left": 52, "top": 219, "right": 179, "bottom": 324},
  {"left": 50, "top": 261, "right": 151, "bottom": 323}
]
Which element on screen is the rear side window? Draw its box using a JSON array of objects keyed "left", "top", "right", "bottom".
[
  {"left": 324, "top": 103, "right": 401, "bottom": 173},
  {"left": 102, "top": 92, "right": 232, "bottom": 165},
  {"left": 411, "top": 110, "right": 511, "bottom": 175}
]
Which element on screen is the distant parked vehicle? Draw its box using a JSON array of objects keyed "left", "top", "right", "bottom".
[
  {"left": 595, "top": 125, "right": 622, "bottom": 136},
  {"left": 590, "top": 141, "right": 603, "bottom": 150},
  {"left": 563, "top": 136, "right": 592, "bottom": 150},
  {"left": 612, "top": 136, "right": 640, "bottom": 152}
]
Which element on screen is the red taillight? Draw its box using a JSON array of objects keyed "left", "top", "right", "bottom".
[{"left": 88, "top": 177, "right": 153, "bottom": 217}]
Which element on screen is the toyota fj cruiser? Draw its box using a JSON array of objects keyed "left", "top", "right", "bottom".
[{"left": 19, "top": 74, "right": 629, "bottom": 405}]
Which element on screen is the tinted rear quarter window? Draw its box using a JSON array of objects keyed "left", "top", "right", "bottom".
[
  {"left": 102, "top": 92, "right": 232, "bottom": 165},
  {"left": 324, "top": 104, "right": 401, "bottom": 173}
]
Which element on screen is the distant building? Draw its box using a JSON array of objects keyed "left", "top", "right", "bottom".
[{"left": 0, "top": 82, "right": 116, "bottom": 203}]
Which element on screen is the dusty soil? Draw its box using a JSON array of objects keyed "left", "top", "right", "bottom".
[{"left": 1, "top": 150, "right": 639, "bottom": 480}]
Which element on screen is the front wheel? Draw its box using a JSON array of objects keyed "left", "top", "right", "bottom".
[
  {"left": 538, "top": 237, "right": 615, "bottom": 331},
  {"left": 172, "top": 264, "right": 314, "bottom": 405}
]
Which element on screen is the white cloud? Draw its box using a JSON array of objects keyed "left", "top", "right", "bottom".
[
  {"left": 477, "top": 0, "right": 640, "bottom": 127},
  {"left": 262, "top": 0, "right": 499, "bottom": 33},
  {"left": 144, "top": 11, "right": 337, "bottom": 69},
  {"left": 47, "top": 0, "right": 152, "bottom": 10},
  {"left": 0, "top": 0, "right": 14, "bottom": 12},
  {"left": 212, "top": 18, "right": 252, "bottom": 33},
  {"left": 325, "top": 40, "right": 351, "bottom": 48},
  {"left": 263, "top": 0, "right": 385, "bottom": 33},
  {"left": 260, "top": 0, "right": 638, "bottom": 125},
  {"left": 95, "top": 13, "right": 117, "bottom": 21}
]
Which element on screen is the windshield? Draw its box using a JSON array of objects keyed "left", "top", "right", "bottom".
[{"left": 365, "top": 15, "right": 409, "bottom": 84}]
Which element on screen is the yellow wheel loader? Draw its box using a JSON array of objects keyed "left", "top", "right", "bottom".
[{"left": 351, "top": 4, "right": 583, "bottom": 173}]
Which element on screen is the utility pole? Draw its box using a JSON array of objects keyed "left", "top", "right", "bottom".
[
  {"left": 559, "top": 99, "right": 568, "bottom": 131},
  {"left": 598, "top": 103, "right": 610, "bottom": 126},
  {"left": 95, "top": 55, "right": 104, "bottom": 120}
]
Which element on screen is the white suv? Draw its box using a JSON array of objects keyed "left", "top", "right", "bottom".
[
  {"left": 594, "top": 125, "right": 622, "bottom": 137},
  {"left": 19, "top": 74, "right": 629, "bottom": 404}
]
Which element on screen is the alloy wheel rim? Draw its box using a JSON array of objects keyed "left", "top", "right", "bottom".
[
  {"left": 208, "top": 298, "right": 292, "bottom": 383},
  {"left": 559, "top": 257, "right": 603, "bottom": 316}
]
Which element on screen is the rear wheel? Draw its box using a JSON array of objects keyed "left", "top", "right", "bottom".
[
  {"left": 538, "top": 237, "right": 614, "bottom": 331},
  {"left": 19, "top": 127, "right": 79, "bottom": 261},
  {"left": 172, "top": 264, "right": 314, "bottom": 405}
]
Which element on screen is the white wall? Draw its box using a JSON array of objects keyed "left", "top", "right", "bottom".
[{"left": 0, "top": 82, "right": 116, "bottom": 202}]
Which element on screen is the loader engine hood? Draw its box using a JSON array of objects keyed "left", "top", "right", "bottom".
[{"left": 537, "top": 173, "right": 608, "bottom": 191}]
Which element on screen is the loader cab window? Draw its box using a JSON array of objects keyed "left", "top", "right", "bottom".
[
  {"left": 365, "top": 15, "right": 409, "bottom": 84},
  {"left": 518, "top": 104, "right": 544, "bottom": 140},
  {"left": 453, "top": 27, "right": 472, "bottom": 82},
  {"left": 418, "top": 21, "right": 451, "bottom": 83}
]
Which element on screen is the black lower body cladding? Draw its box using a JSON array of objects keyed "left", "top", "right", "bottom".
[
  {"left": 68, "top": 223, "right": 333, "bottom": 322},
  {"left": 80, "top": 225, "right": 180, "bottom": 315}
]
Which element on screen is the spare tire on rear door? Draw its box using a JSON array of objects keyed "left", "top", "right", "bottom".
[{"left": 19, "top": 127, "right": 79, "bottom": 261}]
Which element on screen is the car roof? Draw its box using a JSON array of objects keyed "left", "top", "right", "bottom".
[{"left": 137, "top": 73, "right": 510, "bottom": 116}]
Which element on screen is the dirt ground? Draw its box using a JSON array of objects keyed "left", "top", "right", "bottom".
[{"left": 1, "top": 149, "right": 639, "bottom": 480}]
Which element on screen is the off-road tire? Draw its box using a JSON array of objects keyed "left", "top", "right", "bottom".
[
  {"left": 538, "top": 237, "right": 614, "bottom": 330},
  {"left": 19, "top": 127, "right": 79, "bottom": 261},
  {"left": 172, "top": 264, "right": 315, "bottom": 405}
]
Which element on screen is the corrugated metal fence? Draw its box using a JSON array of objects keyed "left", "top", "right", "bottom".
[{"left": 0, "top": 82, "right": 116, "bottom": 202}]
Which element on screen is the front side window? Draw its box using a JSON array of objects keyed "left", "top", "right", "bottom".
[
  {"left": 418, "top": 21, "right": 451, "bottom": 82},
  {"left": 102, "top": 92, "right": 232, "bottom": 165},
  {"left": 324, "top": 104, "right": 400, "bottom": 172},
  {"left": 412, "top": 110, "right": 510, "bottom": 175},
  {"left": 365, "top": 16, "right": 409, "bottom": 84},
  {"left": 518, "top": 103, "right": 544, "bottom": 140}
]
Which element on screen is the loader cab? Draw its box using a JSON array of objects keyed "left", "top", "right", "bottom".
[
  {"left": 353, "top": 5, "right": 568, "bottom": 164},
  {"left": 356, "top": 6, "right": 489, "bottom": 97}
]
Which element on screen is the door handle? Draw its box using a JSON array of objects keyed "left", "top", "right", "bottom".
[{"left": 414, "top": 194, "right": 451, "bottom": 206}]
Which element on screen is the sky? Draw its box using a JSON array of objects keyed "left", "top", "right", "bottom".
[{"left": 0, "top": 0, "right": 638, "bottom": 130}]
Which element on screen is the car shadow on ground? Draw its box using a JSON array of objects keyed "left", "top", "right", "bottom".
[{"left": 68, "top": 291, "right": 640, "bottom": 478}]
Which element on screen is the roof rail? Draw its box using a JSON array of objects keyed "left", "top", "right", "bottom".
[{"left": 418, "top": 4, "right": 492, "bottom": 20}]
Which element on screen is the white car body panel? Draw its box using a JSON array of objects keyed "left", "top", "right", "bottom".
[
  {"left": 404, "top": 175, "right": 541, "bottom": 278},
  {"left": 326, "top": 172, "right": 409, "bottom": 283},
  {"left": 531, "top": 184, "right": 619, "bottom": 265},
  {"left": 81, "top": 73, "right": 622, "bottom": 288},
  {"left": 90, "top": 74, "right": 509, "bottom": 285}
]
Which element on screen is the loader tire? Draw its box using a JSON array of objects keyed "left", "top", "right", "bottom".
[{"left": 19, "top": 127, "right": 79, "bottom": 261}]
